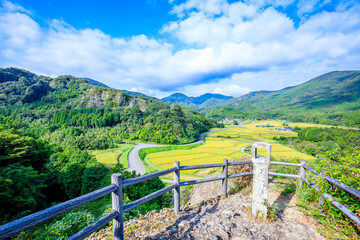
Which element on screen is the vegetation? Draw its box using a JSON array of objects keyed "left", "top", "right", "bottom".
[
  {"left": 0, "top": 67, "right": 217, "bottom": 234},
  {"left": 270, "top": 126, "right": 360, "bottom": 238}
]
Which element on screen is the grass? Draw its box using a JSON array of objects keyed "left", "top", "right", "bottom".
[{"left": 92, "top": 144, "right": 135, "bottom": 168}]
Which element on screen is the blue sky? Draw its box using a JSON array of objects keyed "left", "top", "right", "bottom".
[{"left": 1, "top": 0, "right": 360, "bottom": 98}]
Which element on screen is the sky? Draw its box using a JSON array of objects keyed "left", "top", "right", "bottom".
[{"left": 0, "top": 0, "right": 360, "bottom": 98}]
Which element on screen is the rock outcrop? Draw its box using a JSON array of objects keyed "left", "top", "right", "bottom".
[
  {"left": 129, "top": 99, "right": 147, "bottom": 112},
  {"left": 88, "top": 191, "right": 323, "bottom": 240}
]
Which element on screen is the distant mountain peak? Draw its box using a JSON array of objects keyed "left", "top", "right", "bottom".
[{"left": 162, "top": 92, "right": 233, "bottom": 111}]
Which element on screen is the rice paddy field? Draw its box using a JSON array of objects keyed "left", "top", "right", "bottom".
[
  {"left": 92, "top": 144, "right": 134, "bottom": 168},
  {"left": 145, "top": 120, "right": 319, "bottom": 179}
]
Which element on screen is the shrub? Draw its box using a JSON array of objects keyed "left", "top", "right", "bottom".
[{"left": 46, "top": 211, "right": 95, "bottom": 239}]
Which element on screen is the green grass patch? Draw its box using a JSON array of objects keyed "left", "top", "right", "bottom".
[{"left": 119, "top": 145, "right": 134, "bottom": 169}]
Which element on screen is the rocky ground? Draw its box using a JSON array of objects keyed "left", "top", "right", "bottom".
[{"left": 88, "top": 176, "right": 325, "bottom": 240}]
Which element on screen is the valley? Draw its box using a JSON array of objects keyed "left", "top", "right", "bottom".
[
  {"left": 140, "top": 120, "right": 316, "bottom": 181},
  {"left": 1, "top": 67, "right": 359, "bottom": 239}
]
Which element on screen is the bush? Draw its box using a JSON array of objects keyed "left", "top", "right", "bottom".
[
  {"left": 81, "top": 162, "right": 110, "bottom": 195},
  {"left": 45, "top": 211, "right": 94, "bottom": 240}
]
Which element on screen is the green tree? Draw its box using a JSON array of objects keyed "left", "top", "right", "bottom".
[{"left": 0, "top": 163, "right": 47, "bottom": 224}]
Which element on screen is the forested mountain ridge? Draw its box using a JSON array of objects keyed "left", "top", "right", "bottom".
[
  {"left": 0, "top": 67, "right": 217, "bottom": 144},
  {"left": 206, "top": 71, "right": 360, "bottom": 127},
  {"left": 162, "top": 92, "right": 233, "bottom": 110},
  {"left": 227, "top": 71, "right": 360, "bottom": 111}
]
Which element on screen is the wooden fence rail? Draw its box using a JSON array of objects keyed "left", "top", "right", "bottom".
[
  {"left": 301, "top": 160, "right": 360, "bottom": 226},
  {"left": 1, "top": 156, "right": 359, "bottom": 240}
]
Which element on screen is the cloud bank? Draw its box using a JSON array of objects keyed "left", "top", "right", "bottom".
[{"left": 0, "top": 0, "right": 360, "bottom": 97}]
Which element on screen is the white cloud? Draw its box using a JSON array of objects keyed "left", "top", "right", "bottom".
[
  {"left": 0, "top": 0, "right": 32, "bottom": 14},
  {"left": 0, "top": 0, "right": 360, "bottom": 98},
  {"left": 212, "top": 84, "right": 251, "bottom": 97}
]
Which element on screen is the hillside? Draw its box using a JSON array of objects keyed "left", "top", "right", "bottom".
[
  {"left": 82, "top": 78, "right": 110, "bottom": 88},
  {"left": 227, "top": 71, "right": 360, "bottom": 111},
  {"left": 0, "top": 67, "right": 221, "bottom": 226},
  {"left": 162, "top": 93, "right": 233, "bottom": 110},
  {"left": 0, "top": 67, "right": 218, "bottom": 145},
  {"left": 206, "top": 71, "right": 360, "bottom": 127}
]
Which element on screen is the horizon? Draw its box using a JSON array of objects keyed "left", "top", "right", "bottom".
[{"left": 1, "top": 0, "right": 360, "bottom": 98}]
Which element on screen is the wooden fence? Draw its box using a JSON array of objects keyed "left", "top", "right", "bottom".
[{"left": 1, "top": 158, "right": 359, "bottom": 239}]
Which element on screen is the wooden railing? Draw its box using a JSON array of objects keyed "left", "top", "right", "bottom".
[
  {"left": 300, "top": 160, "right": 360, "bottom": 226},
  {"left": 1, "top": 158, "right": 359, "bottom": 239}
]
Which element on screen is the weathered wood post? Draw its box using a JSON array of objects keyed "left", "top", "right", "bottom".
[
  {"left": 251, "top": 142, "right": 271, "bottom": 220},
  {"left": 299, "top": 160, "right": 306, "bottom": 190},
  {"left": 111, "top": 173, "right": 124, "bottom": 240},
  {"left": 222, "top": 159, "right": 228, "bottom": 197},
  {"left": 174, "top": 161, "right": 180, "bottom": 215}
]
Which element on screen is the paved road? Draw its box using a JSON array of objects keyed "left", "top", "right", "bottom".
[
  {"left": 127, "top": 122, "right": 246, "bottom": 175},
  {"left": 127, "top": 143, "right": 164, "bottom": 175}
]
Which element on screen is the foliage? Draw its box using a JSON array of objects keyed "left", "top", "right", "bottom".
[
  {"left": 316, "top": 149, "right": 360, "bottom": 214},
  {"left": 0, "top": 163, "right": 47, "bottom": 225},
  {"left": 120, "top": 170, "right": 172, "bottom": 218},
  {"left": 17, "top": 211, "right": 96, "bottom": 240},
  {"left": 264, "top": 201, "right": 278, "bottom": 222},
  {"left": 81, "top": 162, "right": 110, "bottom": 195}
]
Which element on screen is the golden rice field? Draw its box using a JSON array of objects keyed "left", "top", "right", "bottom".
[
  {"left": 92, "top": 144, "right": 134, "bottom": 168},
  {"left": 146, "top": 120, "right": 318, "bottom": 179}
]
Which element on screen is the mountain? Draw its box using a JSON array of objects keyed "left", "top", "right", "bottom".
[
  {"left": 122, "top": 90, "right": 158, "bottom": 100},
  {"left": 82, "top": 78, "right": 110, "bottom": 88},
  {"left": 206, "top": 71, "right": 360, "bottom": 127},
  {"left": 0, "top": 67, "right": 218, "bottom": 144},
  {"left": 78, "top": 78, "right": 159, "bottom": 100},
  {"left": 162, "top": 93, "right": 233, "bottom": 110}
]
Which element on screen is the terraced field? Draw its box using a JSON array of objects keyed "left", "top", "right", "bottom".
[{"left": 145, "top": 120, "right": 318, "bottom": 179}]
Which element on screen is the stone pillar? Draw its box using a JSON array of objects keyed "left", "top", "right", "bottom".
[
  {"left": 299, "top": 160, "right": 306, "bottom": 190},
  {"left": 251, "top": 142, "right": 271, "bottom": 220}
]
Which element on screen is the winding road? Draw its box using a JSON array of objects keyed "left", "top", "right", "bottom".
[{"left": 127, "top": 123, "right": 245, "bottom": 175}]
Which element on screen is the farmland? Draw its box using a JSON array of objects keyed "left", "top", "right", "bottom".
[
  {"left": 145, "top": 120, "right": 317, "bottom": 179},
  {"left": 93, "top": 144, "right": 134, "bottom": 168}
]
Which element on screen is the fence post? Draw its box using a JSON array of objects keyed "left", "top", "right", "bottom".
[
  {"left": 251, "top": 142, "right": 271, "bottom": 220},
  {"left": 111, "top": 173, "right": 124, "bottom": 240},
  {"left": 174, "top": 161, "right": 180, "bottom": 215},
  {"left": 222, "top": 159, "right": 228, "bottom": 197},
  {"left": 299, "top": 160, "right": 306, "bottom": 190}
]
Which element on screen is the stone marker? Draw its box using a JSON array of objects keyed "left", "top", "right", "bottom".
[{"left": 251, "top": 142, "right": 271, "bottom": 220}]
